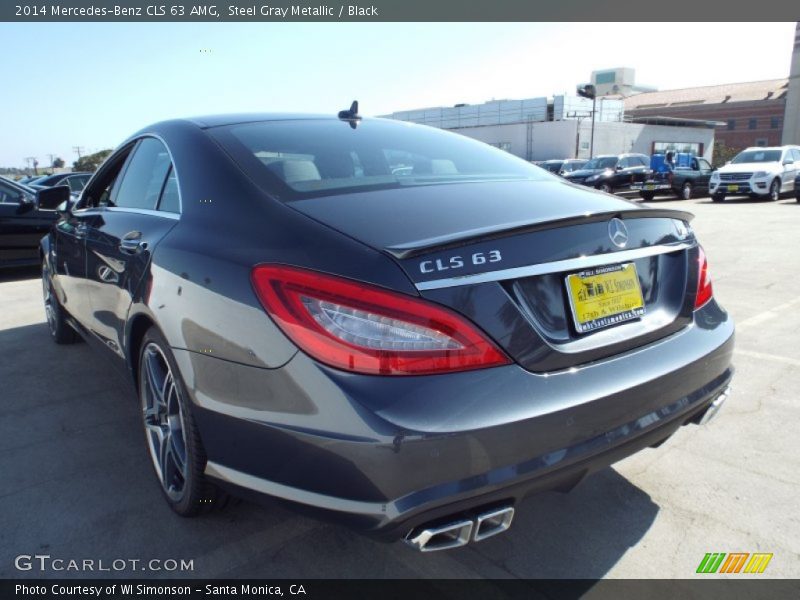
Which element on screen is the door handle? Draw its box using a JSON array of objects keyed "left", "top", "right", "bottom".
[{"left": 119, "top": 231, "right": 146, "bottom": 254}]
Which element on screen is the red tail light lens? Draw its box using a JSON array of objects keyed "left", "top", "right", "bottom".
[
  {"left": 695, "top": 246, "right": 713, "bottom": 309},
  {"left": 251, "top": 265, "right": 510, "bottom": 376}
]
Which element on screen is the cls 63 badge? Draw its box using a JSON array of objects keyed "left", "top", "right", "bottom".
[{"left": 420, "top": 250, "right": 502, "bottom": 274}]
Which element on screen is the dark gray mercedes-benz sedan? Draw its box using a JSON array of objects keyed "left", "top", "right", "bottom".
[{"left": 38, "top": 108, "right": 734, "bottom": 552}]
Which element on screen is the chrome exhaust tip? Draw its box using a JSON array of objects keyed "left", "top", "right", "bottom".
[
  {"left": 404, "top": 519, "right": 474, "bottom": 552},
  {"left": 698, "top": 386, "right": 731, "bottom": 426},
  {"left": 473, "top": 506, "right": 515, "bottom": 542}
]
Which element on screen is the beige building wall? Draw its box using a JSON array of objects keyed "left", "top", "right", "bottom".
[{"left": 782, "top": 23, "right": 800, "bottom": 145}]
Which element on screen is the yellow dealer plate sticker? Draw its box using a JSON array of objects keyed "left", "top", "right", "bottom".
[{"left": 565, "top": 263, "right": 645, "bottom": 333}]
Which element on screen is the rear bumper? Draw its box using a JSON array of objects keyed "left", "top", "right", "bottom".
[{"left": 174, "top": 303, "right": 734, "bottom": 539}]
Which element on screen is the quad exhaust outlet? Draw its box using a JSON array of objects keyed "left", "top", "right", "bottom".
[{"left": 404, "top": 506, "right": 515, "bottom": 552}]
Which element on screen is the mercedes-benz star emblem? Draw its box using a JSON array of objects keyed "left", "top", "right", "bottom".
[{"left": 608, "top": 218, "right": 629, "bottom": 248}]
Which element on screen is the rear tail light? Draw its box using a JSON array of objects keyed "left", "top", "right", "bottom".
[
  {"left": 251, "top": 265, "right": 510, "bottom": 376},
  {"left": 695, "top": 246, "right": 713, "bottom": 309}
]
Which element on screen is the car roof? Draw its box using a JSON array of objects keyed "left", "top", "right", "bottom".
[
  {"left": 182, "top": 113, "right": 340, "bottom": 128},
  {"left": 0, "top": 175, "right": 34, "bottom": 193}
]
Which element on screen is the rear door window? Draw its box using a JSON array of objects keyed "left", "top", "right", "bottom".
[
  {"left": 113, "top": 138, "right": 172, "bottom": 210},
  {"left": 157, "top": 168, "right": 180, "bottom": 213}
]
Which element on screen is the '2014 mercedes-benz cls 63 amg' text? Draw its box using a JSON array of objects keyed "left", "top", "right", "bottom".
[{"left": 38, "top": 106, "right": 734, "bottom": 552}]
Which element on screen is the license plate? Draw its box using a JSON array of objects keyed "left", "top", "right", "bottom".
[
  {"left": 565, "top": 263, "right": 645, "bottom": 333},
  {"left": 645, "top": 184, "right": 655, "bottom": 190},
  {"left": 727, "top": 184, "right": 739, "bottom": 192}
]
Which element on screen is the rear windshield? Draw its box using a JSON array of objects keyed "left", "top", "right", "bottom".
[
  {"left": 542, "top": 161, "right": 563, "bottom": 172},
  {"left": 210, "top": 119, "right": 550, "bottom": 199},
  {"left": 563, "top": 160, "right": 586, "bottom": 171},
  {"left": 731, "top": 150, "right": 782, "bottom": 163}
]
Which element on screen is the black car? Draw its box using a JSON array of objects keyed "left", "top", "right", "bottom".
[
  {"left": 0, "top": 177, "right": 61, "bottom": 268},
  {"left": 563, "top": 153, "right": 650, "bottom": 194},
  {"left": 38, "top": 112, "right": 734, "bottom": 552},
  {"left": 796, "top": 172, "right": 800, "bottom": 202},
  {"left": 633, "top": 156, "right": 716, "bottom": 201},
  {"left": 29, "top": 171, "right": 92, "bottom": 194}
]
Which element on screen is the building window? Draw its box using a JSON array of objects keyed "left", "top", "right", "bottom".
[
  {"left": 755, "top": 138, "right": 768, "bottom": 147},
  {"left": 727, "top": 120, "right": 736, "bottom": 130},
  {"left": 595, "top": 71, "right": 616, "bottom": 85},
  {"left": 748, "top": 118, "right": 757, "bottom": 130},
  {"left": 771, "top": 117, "right": 781, "bottom": 129}
]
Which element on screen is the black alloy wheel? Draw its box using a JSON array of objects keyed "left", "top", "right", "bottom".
[
  {"left": 42, "top": 259, "right": 79, "bottom": 344},
  {"left": 139, "top": 327, "right": 228, "bottom": 516}
]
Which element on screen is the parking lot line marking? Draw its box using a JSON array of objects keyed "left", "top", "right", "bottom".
[
  {"left": 735, "top": 349, "right": 800, "bottom": 367},
  {"left": 736, "top": 298, "right": 800, "bottom": 330}
]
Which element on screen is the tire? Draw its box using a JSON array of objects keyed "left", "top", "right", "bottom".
[
  {"left": 598, "top": 182, "right": 612, "bottom": 194},
  {"left": 42, "top": 259, "right": 79, "bottom": 344},
  {"left": 640, "top": 191, "right": 655, "bottom": 201},
  {"left": 768, "top": 178, "right": 780, "bottom": 201},
  {"left": 138, "top": 327, "right": 229, "bottom": 516},
  {"left": 680, "top": 182, "right": 693, "bottom": 200},
  {"left": 712, "top": 193, "right": 724, "bottom": 203}
]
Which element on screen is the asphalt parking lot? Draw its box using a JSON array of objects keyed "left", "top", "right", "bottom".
[{"left": 1, "top": 195, "right": 798, "bottom": 580}]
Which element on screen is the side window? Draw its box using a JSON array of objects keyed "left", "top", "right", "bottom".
[
  {"left": 698, "top": 158, "right": 712, "bottom": 171},
  {"left": 113, "top": 138, "right": 172, "bottom": 210},
  {"left": 67, "top": 174, "right": 90, "bottom": 192},
  {"left": 617, "top": 157, "right": 631, "bottom": 169},
  {"left": 791, "top": 149, "right": 800, "bottom": 162},
  {"left": 158, "top": 168, "right": 180, "bottom": 213},
  {"left": 0, "top": 181, "right": 22, "bottom": 204}
]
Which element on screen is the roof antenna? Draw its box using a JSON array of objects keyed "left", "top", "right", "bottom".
[{"left": 338, "top": 100, "right": 361, "bottom": 129}]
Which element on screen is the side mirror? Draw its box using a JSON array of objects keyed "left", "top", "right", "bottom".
[{"left": 36, "top": 185, "right": 71, "bottom": 211}]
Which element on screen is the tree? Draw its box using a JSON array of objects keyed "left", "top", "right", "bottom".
[
  {"left": 712, "top": 141, "right": 740, "bottom": 168},
  {"left": 73, "top": 149, "right": 113, "bottom": 172},
  {"left": 52, "top": 157, "right": 65, "bottom": 168}
]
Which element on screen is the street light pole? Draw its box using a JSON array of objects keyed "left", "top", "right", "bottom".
[{"left": 590, "top": 95, "right": 596, "bottom": 159}]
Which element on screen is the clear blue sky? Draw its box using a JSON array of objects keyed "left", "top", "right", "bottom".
[{"left": 1, "top": 22, "right": 795, "bottom": 168}]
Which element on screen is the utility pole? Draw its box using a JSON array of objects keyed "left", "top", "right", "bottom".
[
  {"left": 72, "top": 146, "right": 85, "bottom": 160},
  {"left": 25, "top": 156, "right": 38, "bottom": 175},
  {"left": 577, "top": 84, "right": 597, "bottom": 159},
  {"left": 567, "top": 111, "right": 591, "bottom": 158},
  {"left": 47, "top": 154, "right": 56, "bottom": 174}
]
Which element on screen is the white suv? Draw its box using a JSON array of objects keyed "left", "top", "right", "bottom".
[{"left": 709, "top": 146, "right": 800, "bottom": 201}]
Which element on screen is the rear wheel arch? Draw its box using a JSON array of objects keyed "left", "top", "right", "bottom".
[{"left": 127, "top": 313, "right": 158, "bottom": 390}]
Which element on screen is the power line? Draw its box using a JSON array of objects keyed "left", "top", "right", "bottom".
[{"left": 72, "top": 146, "right": 85, "bottom": 159}]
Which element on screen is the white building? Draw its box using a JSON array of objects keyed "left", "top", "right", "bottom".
[
  {"left": 782, "top": 23, "right": 800, "bottom": 145},
  {"left": 381, "top": 95, "right": 717, "bottom": 162}
]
